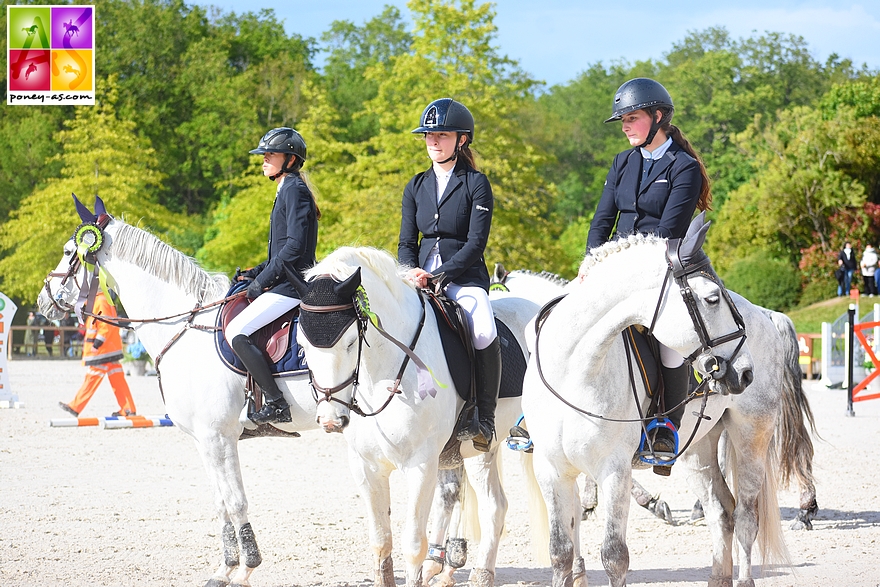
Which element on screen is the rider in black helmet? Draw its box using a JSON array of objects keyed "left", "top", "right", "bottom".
[
  {"left": 227, "top": 127, "right": 319, "bottom": 425},
  {"left": 584, "top": 78, "right": 713, "bottom": 476},
  {"left": 399, "top": 97, "right": 500, "bottom": 452}
]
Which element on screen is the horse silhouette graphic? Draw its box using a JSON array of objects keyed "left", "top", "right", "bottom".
[
  {"left": 22, "top": 25, "right": 38, "bottom": 36},
  {"left": 25, "top": 62, "right": 37, "bottom": 80},
  {"left": 63, "top": 64, "right": 80, "bottom": 77},
  {"left": 63, "top": 20, "right": 79, "bottom": 38}
]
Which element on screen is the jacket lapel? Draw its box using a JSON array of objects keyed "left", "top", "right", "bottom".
[
  {"left": 639, "top": 146, "right": 678, "bottom": 195},
  {"left": 438, "top": 170, "right": 463, "bottom": 208}
]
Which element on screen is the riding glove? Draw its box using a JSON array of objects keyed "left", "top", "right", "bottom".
[{"left": 246, "top": 279, "right": 264, "bottom": 300}]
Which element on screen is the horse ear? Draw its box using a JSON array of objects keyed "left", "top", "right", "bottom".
[
  {"left": 679, "top": 212, "right": 712, "bottom": 264},
  {"left": 72, "top": 193, "right": 95, "bottom": 223},
  {"left": 493, "top": 262, "right": 508, "bottom": 284},
  {"left": 335, "top": 267, "right": 362, "bottom": 299},
  {"left": 285, "top": 265, "right": 311, "bottom": 299},
  {"left": 94, "top": 195, "right": 107, "bottom": 217}
]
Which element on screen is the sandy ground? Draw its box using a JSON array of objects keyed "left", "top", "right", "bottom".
[{"left": 1, "top": 360, "right": 879, "bottom": 587}]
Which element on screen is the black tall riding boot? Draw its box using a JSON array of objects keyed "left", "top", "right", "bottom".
[
  {"left": 232, "top": 334, "right": 291, "bottom": 424},
  {"left": 652, "top": 363, "right": 690, "bottom": 475},
  {"left": 471, "top": 337, "right": 501, "bottom": 452}
]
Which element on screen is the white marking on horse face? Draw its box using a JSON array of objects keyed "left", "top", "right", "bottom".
[{"left": 38, "top": 239, "right": 82, "bottom": 320}]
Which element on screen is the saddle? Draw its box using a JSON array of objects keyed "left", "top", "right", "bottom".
[
  {"left": 425, "top": 289, "right": 528, "bottom": 468},
  {"left": 213, "top": 281, "right": 308, "bottom": 377}
]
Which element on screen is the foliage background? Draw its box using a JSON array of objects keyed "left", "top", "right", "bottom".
[{"left": 1, "top": 0, "right": 878, "bottom": 316}]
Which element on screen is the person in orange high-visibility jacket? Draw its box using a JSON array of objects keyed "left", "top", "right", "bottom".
[{"left": 58, "top": 291, "right": 137, "bottom": 417}]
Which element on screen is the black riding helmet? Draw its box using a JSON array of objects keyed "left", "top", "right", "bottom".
[
  {"left": 412, "top": 98, "right": 474, "bottom": 164},
  {"left": 605, "top": 78, "right": 674, "bottom": 149},
  {"left": 250, "top": 127, "right": 307, "bottom": 180}
]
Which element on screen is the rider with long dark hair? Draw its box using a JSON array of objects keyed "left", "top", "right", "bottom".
[
  {"left": 399, "top": 98, "right": 500, "bottom": 452},
  {"left": 227, "top": 127, "right": 319, "bottom": 425},
  {"left": 583, "top": 78, "right": 712, "bottom": 474}
]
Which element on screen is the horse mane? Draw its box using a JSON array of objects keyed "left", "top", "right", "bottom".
[
  {"left": 111, "top": 222, "right": 230, "bottom": 302},
  {"left": 306, "top": 246, "right": 415, "bottom": 304},
  {"left": 579, "top": 233, "right": 664, "bottom": 278},
  {"left": 580, "top": 232, "right": 719, "bottom": 281},
  {"left": 510, "top": 269, "right": 570, "bottom": 287}
]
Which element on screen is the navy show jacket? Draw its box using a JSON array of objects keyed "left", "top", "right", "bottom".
[
  {"left": 251, "top": 172, "right": 318, "bottom": 298},
  {"left": 587, "top": 143, "right": 702, "bottom": 251},
  {"left": 398, "top": 160, "right": 493, "bottom": 290}
]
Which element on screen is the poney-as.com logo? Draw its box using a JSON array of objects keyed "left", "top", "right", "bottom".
[{"left": 7, "top": 5, "right": 95, "bottom": 106}]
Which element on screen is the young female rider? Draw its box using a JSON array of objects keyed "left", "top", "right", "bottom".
[
  {"left": 398, "top": 98, "right": 500, "bottom": 452},
  {"left": 227, "top": 127, "right": 319, "bottom": 425},
  {"left": 582, "top": 78, "right": 712, "bottom": 474}
]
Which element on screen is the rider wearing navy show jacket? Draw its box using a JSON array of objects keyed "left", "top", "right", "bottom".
[
  {"left": 226, "top": 126, "right": 319, "bottom": 426},
  {"left": 582, "top": 78, "right": 712, "bottom": 476}
]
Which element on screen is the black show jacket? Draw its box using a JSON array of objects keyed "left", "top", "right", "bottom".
[{"left": 398, "top": 160, "right": 493, "bottom": 290}]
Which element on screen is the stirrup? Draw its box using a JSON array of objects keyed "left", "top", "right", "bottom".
[
  {"left": 455, "top": 404, "right": 481, "bottom": 442},
  {"left": 250, "top": 401, "right": 291, "bottom": 424},
  {"left": 505, "top": 420, "right": 533, "bottom": 453},
  {"left": 472, "top": 421, "right": 495, "bottom": 452},
  {"left": 638, "top": 418, "right": 679, "bottom": 466}
]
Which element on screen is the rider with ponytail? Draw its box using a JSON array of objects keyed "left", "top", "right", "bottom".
[
  {"left": 227, "top": 127, "right": 319, "bottom": 425},
  {"left": 583, "top": 78, "right": 712, "bottom": 475},
  {"left": 399, "top": 98, "right": 500, "bottom": 452}
]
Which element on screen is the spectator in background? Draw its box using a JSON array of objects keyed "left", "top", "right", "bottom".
[
  {"left": 838, "top": 241, "right": 858, "bottom": 296},
  {"left": 24, "top": 311, "right": 38, "bottom": 356},
  {"left": 861, "top": 245, "right": 879, "bottom": 297},
  {"left": 58, "top": 291, "right": 136, "bottom": 417}
]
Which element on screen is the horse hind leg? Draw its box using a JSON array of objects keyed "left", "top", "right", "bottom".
[
  {"left": 790, "top": 483, "right": 818, "bottom": 531},
  {"left": 204, "top": 521, "right": 240, "bottom": 586}
]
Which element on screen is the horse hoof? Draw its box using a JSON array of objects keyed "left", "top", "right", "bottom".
[
  {"left": 204, "top": 578, "right": 230, "bottom": 587},
  {"left": 468, "top": 568, "right": 494, "bottom": 587}
]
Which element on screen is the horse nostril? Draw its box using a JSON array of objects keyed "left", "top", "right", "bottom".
[
  {"left": 340, "top": 415, "right": 350, "bottom": 429},
  {"left": 741, "top": 369, "right": 754, "bottom": 389}
]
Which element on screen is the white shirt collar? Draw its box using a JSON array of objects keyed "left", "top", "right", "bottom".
[{"left": 641, "top": 137, "right": 673, "bottom": 161}]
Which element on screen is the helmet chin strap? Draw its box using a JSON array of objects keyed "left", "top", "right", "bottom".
[
  {"left": 436, "top": 133, "right": 463, "bottom": 165},
  {"left": 268, "top": 153, "right": 296, "bottom": 181},
  {"left": 639, "top": 108, "right": 665, "bottom": 149}
]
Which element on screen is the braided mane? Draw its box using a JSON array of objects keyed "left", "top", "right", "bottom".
[{"left": 579, "top": 233, "right": 664, "bottom": 278}]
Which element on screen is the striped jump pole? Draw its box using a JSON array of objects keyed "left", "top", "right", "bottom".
[
  {"left": 49, "top": 415, "right": 173, "bottom": 428},
  {"left": 102, "top": 417, "right": 174, "bottom": 429}
]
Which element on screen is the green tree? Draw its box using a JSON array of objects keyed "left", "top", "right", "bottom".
[
  {"left": 320, "top": 6, "right": 412, "bottom": 144},
  {"left": 0, "top": 77, "right": 197, "bottom": 303},
  {"left": 709, "top": 105, "right": 868, "bottom": 275},
  {"left": 312, "top": 0, "right": 566, "bottom": 273}
]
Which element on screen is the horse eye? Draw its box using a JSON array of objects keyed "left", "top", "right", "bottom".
[{"left": 706, "top": 294, "right": 720, "bottom": 305}]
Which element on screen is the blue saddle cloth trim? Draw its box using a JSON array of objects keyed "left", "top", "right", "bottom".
[{"left": 214, "top": 281, "right": 308, "bottom": 377}]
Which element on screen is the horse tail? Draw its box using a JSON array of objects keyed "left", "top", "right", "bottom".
[
  {"left": 724, "top": 432, "right": 791, "bottom": 567},
  {"left": 521, "top": 452, "right": 551, "bottom": 565},
  {"left": 766, "top": 310, "right": 818, "bottom": 491}
]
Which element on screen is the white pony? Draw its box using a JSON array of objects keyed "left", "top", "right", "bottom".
[
  {"left": 522, "top": 215, "right": 792, "bottom": 587},
  {"left": 38, "top": 196, "right": 320, "bottom": 587},
  {"left": 493, "top": 265, "right": 819, "bottom": 531},
  {"left": 286, "top": 246, "right": 537, "bottom": 587}
]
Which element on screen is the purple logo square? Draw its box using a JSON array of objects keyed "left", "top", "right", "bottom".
[{"left": 51, "top": 6, "right": 93, "bottom": 50}]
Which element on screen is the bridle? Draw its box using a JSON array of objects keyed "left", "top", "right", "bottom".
[{"left": 298, "top": 278, "right": 433, "bottom": 418}]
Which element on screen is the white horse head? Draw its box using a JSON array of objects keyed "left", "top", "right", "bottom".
[{"left": 288, "top": 246, "right": 426, "bottom": 433}]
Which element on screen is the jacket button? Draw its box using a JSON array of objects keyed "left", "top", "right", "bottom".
[{"left": 434, "top": 213, "right": 439, "bottom": 219}]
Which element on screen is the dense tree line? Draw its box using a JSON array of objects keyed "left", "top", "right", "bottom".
[{"left": 1, "top": 0, "right": 878, "bottom": 312}]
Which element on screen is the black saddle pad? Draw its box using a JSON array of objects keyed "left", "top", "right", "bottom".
[
  {"left": 214, "top": 281, "right": 308, "bottom": 377},
  {"left": 429, "top": 300, "right": 526, "bottom": 401}
]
